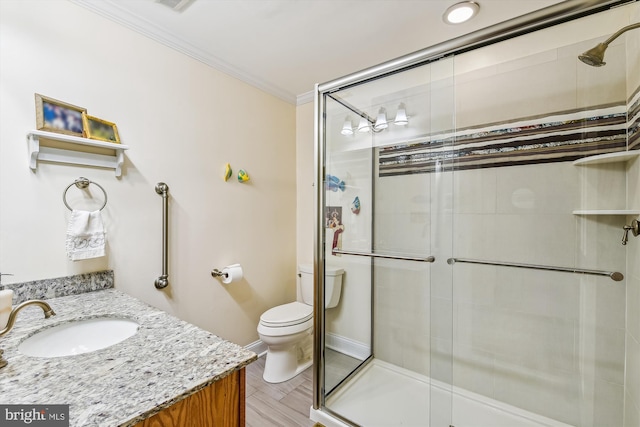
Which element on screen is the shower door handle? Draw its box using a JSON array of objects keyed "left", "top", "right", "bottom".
[{"left": 331, "top": 249, "right": 435, "bottom": 263}]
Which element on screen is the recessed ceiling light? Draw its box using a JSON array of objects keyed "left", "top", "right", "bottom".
[{"left": 443, "top": 2, "right": 480, "bottom": 24}]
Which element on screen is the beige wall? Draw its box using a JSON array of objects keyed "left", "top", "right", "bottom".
[
  {"left": 0, "top": 0, "right": 297, "bottom": 346},
  {"left": 296, "top": 102, "right": 315, "bottom": 269}
]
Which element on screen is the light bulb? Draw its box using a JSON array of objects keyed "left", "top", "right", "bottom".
[
  {"left": 357, "top": 116, "right": 371, "bottom": 133},
  {"left": 374, "top": 108, "right": 388, "bottom": 131},
  {"left": 394, "top": 104, "right": 409, "bottom": 126},
  {"left": 341, "top": 117, "right": 353, "bottom": 135}
]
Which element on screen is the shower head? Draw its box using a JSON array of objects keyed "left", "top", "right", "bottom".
[
  {"left": 578, "top": 43, "right": 608, "bottom": 66},
  {"left": 579, "top": 23, "right": 640, "bottom": 67}
]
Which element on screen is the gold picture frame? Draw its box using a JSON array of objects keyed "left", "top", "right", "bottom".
[
  {"left": 82, "top": 113, "right": 120, "bottom": 143},
  {"left": 35, "top": 93, "right": 86, "bottom": 137}
]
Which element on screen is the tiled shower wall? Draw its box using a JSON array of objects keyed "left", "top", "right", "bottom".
[
  {"left": 625, "top": 160, "right": 640, "bottom": 427},
  {"left": 450, "top": 164, "right": 626, "bottom": 426},
  {"left": 372, "top": 161, "right": 627, "bottom": 426}
]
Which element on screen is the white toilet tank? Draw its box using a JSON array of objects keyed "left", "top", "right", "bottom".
[{"left": 299, "top": 264, "right": 344, "bottom": 308}]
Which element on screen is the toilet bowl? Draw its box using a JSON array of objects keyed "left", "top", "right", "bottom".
[
  {"left": 257, "top": 264, "right": 343, "bottom": 383},
  {"left": 257, "top": 302, "right": 313, "bottom": 383}
]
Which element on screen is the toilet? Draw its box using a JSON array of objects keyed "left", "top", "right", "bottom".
[{"left": 257, "top": 264, "right": 344, "bottom": 383}]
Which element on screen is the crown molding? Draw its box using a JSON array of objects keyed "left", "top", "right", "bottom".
[
  {"left": 69, "top": 0, "right": 298, "bottom": 105},
  {"left": 296, "top": 90, "right": 314, "bottom": 106}
]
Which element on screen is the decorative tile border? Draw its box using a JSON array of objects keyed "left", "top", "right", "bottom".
[
  {"left": 629, "top": 88, "right": 640, "bottom": 150},
  {"left": 4, "top": 270, "right": 114, "bottom": 304},
  {"left": 379, "top": 93, "right": 639, "bottom": 177}
]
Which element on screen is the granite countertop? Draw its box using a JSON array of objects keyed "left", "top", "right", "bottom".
[{"left": 0, "top": 289, "right": 257, "bottom": 426}]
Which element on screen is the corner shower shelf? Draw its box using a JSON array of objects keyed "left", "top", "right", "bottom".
[
  {"left": 573, "top": 210, "right": 640, "bottom": 215},
  {"left": 572, "top": 150, "right": 640, "bottom": 216},
  {"left": 572, "top": 150, "right": 640, "bottom": 166},
  {"left": 28, "top": 130, "right": 129, "bottom": 177}
]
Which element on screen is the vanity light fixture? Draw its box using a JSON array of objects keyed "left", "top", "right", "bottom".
[
  {"left": 374, "top": 108, "right": 388, "bottom": 131},
  {"left": 394, "top": 103, "right": 409, "bottom": 126},
  {"left": 357, "top": 116, "right": 371, "bottom": 133},
  {"left": 443, "top": 1, "right": 479, "bottom": 24},
  {"left": 341, "top": 117, "right": 354, "bottom": 135},
  {"left": 343, "top": 105, "right": 408, "bottom": 136}
]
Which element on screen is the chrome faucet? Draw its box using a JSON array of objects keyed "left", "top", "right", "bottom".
[{"left": 0, "top": 300, "right": 56, "bottom": 369}]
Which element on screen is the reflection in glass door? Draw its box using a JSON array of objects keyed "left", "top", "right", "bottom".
[{"left": 320, "top": 57, "right": 456, "bottom": 427}]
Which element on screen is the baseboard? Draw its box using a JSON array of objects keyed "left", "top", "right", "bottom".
[
  {"left": 325, "top": 333, "right": 370, "bottom": 361},
  {"left": 244, "top": 339, "right": 268, "bottom": 357},
  {"left": 245, "top": 334, "right": 370, "bottom": 361}
]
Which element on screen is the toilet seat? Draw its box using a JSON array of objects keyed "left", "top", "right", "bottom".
[{"left": 259, "top": 302, "right": 312, "bottom": 328}]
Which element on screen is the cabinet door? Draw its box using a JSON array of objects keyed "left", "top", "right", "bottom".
[{"left": 135, "top": 368, "right": 245, "bottom": 427}]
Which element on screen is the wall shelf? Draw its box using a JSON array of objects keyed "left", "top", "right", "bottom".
[
  {"left": 573, "top": 210, "right": 640, "bottom": 216},
  {"left": 572, "top": 150, "right": 640, "bottom": 166},
  {"left": 28, "top": 130, "right": 129, "bottom": 177}
]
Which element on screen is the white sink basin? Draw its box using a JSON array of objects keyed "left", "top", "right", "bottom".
[{"left": 19, "top": 317, "right": 139, "bottom": 358}]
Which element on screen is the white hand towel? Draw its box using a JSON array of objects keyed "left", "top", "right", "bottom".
[{"left": 66, "top": 210, "right": 106, "bottom": 261}]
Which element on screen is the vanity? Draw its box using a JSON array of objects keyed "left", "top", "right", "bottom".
[{"left": 0, "top": 287, "right": 257, "bottom": 426}]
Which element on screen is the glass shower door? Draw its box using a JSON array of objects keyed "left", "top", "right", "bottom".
[
  {"left": 320, "top": 56, "right": 456, "bottom": 427},
  {"left": 321, "top": 93, "right": 374, "bottom": 417}
]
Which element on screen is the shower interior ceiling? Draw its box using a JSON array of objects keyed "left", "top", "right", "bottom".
[{"left": 69, "top": 0, "right": 566, "bottom": 103}]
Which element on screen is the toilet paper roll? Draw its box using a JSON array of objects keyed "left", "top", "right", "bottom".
[{"left": 222, "top": 264, "right": 243, "bottom": 284}]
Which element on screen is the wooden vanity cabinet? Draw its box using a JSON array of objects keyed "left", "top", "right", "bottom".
[{"left": 134, "top": 368, "right": 245, "bottom": 427}]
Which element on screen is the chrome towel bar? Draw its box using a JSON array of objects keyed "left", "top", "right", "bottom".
[
  {"left": 332, "top": 249, "right": 435, "bottom": 263},
  {"left": 154, "top": 182, "right": 169, "bottom": 289},
  {"left": 447, "top": 257, "right": 623, "bottom": 282}
]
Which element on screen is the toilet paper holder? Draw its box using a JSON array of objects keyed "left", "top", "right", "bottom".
[
  {"left": 211, "top": 264, "right": 243, "bottom": 283},
  {"left": 211, "top": 268, "right": 227, "bottom": 278}
]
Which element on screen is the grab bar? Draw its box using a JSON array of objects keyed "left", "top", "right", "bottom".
[
  {"left": 332, "top": 249, "right": 435, "bottom": 263},
  {"left": 447, "top": 257, "right": 623, "bottom": 282},
  {"left": 154, "top": 182, "right": 169, "bottom": 289}
]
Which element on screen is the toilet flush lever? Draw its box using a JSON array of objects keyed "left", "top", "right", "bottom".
[{"left": 622, "top": 219, "right": 639, "bottom": 245}]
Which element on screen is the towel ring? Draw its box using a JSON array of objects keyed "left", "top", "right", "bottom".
[{"left": 63, "top": 177, "right": 107, "bottom": 211}]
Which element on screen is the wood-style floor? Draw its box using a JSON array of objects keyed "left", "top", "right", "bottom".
[{"left": 245, "top": 356, "right": 317, "bottom": 427}]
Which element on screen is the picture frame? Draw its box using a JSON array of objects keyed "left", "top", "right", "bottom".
[
  {"left": 35, "top": 93, "right": 86, "bottom": 137},
  {"left": 82, "top": 113, "right": 120, "bottom": 143}
]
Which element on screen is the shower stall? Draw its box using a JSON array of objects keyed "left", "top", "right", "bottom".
[{"left": 312, "top": 1, "right": 640, "bottom": 426}]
